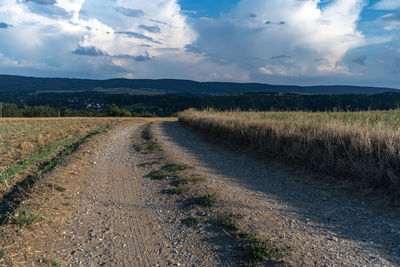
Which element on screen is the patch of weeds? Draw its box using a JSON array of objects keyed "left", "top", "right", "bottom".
[
  {"left": 138, "top": 160, "right": 161, "bottom": 167},
  {"left": 6, "top": 200, "right": 48, "bottom": 226},
  {"left": 185, "top": 176, "right": 205, "bottom": 183},
  {"left": 162, "top": 163, "right": 194, "bottom": 172},
  {"left": 137, "top": 141, "right": 160, "bottom": 154},
  {"left": 146, "top": 170, "right": 172, "bottom": 180},
  {"left": 145, "top": 141, "right": 160, "bottom": 153},
  {"left": 136, "top": 143, "right": 146, "bottom": 152},
  {"left": 239, "top": 237, "right": 291, "bottom": 266},
  {"left": 195, "top": 193, "right": 217, "bottom": 207},
  {"left": 141, "top": 124, "right": 153, "bottom": 140},
  {"left": 217, "top": 216, "right": 240, "bottom": 231},
  {"left": 138, "top": 123, "right": 161, "bottom": 154},
  {"left": 54, "top": 185, "right": 66, "bottom": 192},
  {"left": 42, "top": 258, "right": 61, "bottom": 266},
  {"left": 166, "top": 187, "right": 189, "bottom": 195},
  {"left": 182, "top": 216, "right": 202, "bottom": 227},
  {"left": 136, "top": 140, "right": 161, "bottom": 154},
  {"left": 237, "top": 231, "right": 256, "bottom": 241},
  {"left": 7, "top": 208, "right": 43, "bottom": 226},
  {"left": 64, "top": 195, "right": 72, "bottom": 200}
]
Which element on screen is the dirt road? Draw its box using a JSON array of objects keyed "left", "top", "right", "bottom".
[
  {"left": 1, "top": 120, "right": 399, "bottom": 266},
  {"left": 154, "top": 121, "right": 400, "bottom": 266},
  {"left": 55, "top": 122, "right": 226, "bottom": 266}
]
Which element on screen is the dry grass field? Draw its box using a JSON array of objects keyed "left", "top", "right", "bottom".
[
  {"left": 0, "top": 117, "right": 138, "bottom": 197},
  {"left": 179, "top": 109, "right": 400, "bottom": 203}
]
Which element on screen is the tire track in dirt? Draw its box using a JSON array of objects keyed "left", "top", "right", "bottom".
[
  {"left": 55, "top": 123, "right": 162, "bottom": 266},
  {"left": 56, "top": 122, "right": 224, "bottom": 266}
]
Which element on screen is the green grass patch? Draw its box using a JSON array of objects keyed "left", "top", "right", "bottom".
[
  {"left": 239, "top": 237, "right": 291, "bottom": 266},
  {"left": 6, "top": 199, "right": 49, "bottom": 226},
  {"left": 195, "top": 193, "right": 217, "bottom": 207},
  {"left": 237, "top": 231, "right": 257, "bottom": 241},
  {"left": 138, "top": 123, "right": 161, "bottom": 154},
  {"left": 144, "top": 141, "right": 160, "bottom": 153},
  {"left": 162, "top": 163, "right": 194, "bottom": 172},
  {"left": 7, "top": 208, "right": 43, "bottom": 226},
  {"left": 137, "top": 141, "right": 160, "bottom": 154},
  {"left": 217, "top": 216, "right": 240, "bottom": 231},
  {"left": 146, "top": 170, "right": 172, "bottom": 180},
  {"left": 42, "top": 258, "right": 61, "bottom": 266},
  {"left": 166, "top": 187, "right": 189, "bottom": 195}
]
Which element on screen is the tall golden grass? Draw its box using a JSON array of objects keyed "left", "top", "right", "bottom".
[{"left": 179, "top": 109, "right": 400, "bottom": 202}]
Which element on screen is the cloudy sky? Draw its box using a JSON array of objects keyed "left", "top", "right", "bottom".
[{"left": 0, "top": 0, "right": 399, "bottom": 88}]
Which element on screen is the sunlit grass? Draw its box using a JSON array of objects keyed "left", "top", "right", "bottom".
[{"left": 179, "top": 109, "right": 400, "bottom": 203}]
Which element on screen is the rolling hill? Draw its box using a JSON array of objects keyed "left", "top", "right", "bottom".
[{"left": 0, "top": 74, "right": 398, "bottom": 95}]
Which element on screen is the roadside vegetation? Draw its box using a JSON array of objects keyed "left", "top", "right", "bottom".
[
  {"left": 0, "top": 118, "right": 139, "bottom": 225},
  {"left": 179, "top": 109, "right": 400, "bottom": 203},
  {"left": 0, "top": 118, "right": 125, "bottom": 192}
]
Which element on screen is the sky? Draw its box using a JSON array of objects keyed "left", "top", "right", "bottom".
[{"left": 0, "top": 0, "right": 399, "bottom": 88}]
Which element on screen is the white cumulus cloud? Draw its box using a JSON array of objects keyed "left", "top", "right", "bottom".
[
  {"left": 0, "top": 0, "right": 198, "bottom": 78},
  {"left": 192, "top": 0, "right": 366, "bottom": 79}
]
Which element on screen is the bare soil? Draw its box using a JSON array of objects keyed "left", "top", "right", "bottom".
[{"left": 1, "top": 120, "right": 399, "bottom": 266}]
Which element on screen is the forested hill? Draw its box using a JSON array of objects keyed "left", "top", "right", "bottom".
[{"left": 0, "top": 74, "right": 398, "bottom": 95}]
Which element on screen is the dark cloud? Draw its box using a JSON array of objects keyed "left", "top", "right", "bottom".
[
  {"left": 139, "top": 24, "right": 161, "bottom": 33},
  {"left": 249, "top": 13, "right": 256, "bottom": 18},
  {"left": 117, "top": 31, "right": 161, "bottom": 44},
  {"left": 25, "top": 0, "right": 56, "bottom": 5},
  {"left": 350, "top": 55, "right": 367, "bottom": 66},
  {"left": 73, "top": 46, "right": 107, "bottom": 56},
  {"left": 271, "top": 55, "right": 291, "bottom": 60},
  {"left": 116, "top": 7, "right": 144, "bottom": 17},
  {"left": 0, "top": 22, "right": 12, "bottom": 29},
  {"left": 380, "top": 11, "right": 400, "bottom": 22}
]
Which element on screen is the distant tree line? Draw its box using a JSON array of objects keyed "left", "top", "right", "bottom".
[
  {"left": 109, "top": 92, "right": 400, "bottom": 116},
  {"left": 0, "top": 103, "right": 149, "bottom": 118},
  {"left": 2, "top": 92, "right": 400, "bottom": 117}
]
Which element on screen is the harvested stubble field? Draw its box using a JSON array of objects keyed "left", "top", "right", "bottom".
[
  {"left": 179, "top": 109, "right": 400, "bottom": 203},
  {"left": 0, "top": 117, "right": 136, "bottom": 197}
]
